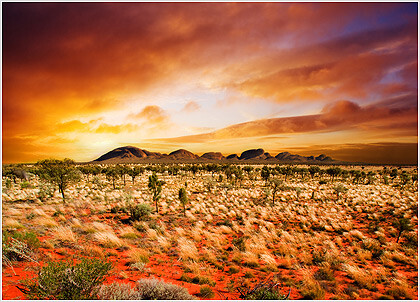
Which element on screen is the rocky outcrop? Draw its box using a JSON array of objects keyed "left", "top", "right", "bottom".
[
  {"left": 93, "top": 146, "right": 335, "bottom": 163},
  {"left": 201, "top": 152, "right": 225, "bottom": 160},
  {"left": 167, "top": 149, "right": 199, "bottom": 160}
]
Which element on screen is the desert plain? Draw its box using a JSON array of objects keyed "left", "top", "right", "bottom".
[{"left": 2, "top": 162, "right": 418, "bottom": 300}]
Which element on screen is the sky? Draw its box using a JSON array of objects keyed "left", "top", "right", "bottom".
[{"left": 2, "top": 2, "right": 418, "bottom": 164}]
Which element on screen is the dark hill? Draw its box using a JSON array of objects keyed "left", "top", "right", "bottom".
[
  {"left": 239, "top": 148, "right": 265, "bottom": 160},
  {"left": 93, "top": 146, "right": 336, "bottom": 163},
  {"left": 201, "top": 152, "right": 225, "bottom": 160},
  {"left": 168, "top": 149, "right": 199, "bottom": 160},
  {"left": 94, "top": 146, "right": 163, "bottom": 162}
]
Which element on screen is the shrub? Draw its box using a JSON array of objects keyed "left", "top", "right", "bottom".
[
  {"left": 198, "top": 286, "right": 215, "bottom": 298},
  {"left": 20, "top": 181, "right": 31, "bottom": 189},
  {"left": 244, "top": 271, "right": 255, "bottom": 278},
  {"left": 232, "top": 236, "right": 246, "bottom": 251},
  {"left": 228, "top": 266, "right": 240, "bottom": 274},
  {"left": 98, "top": 282, "right": 139, "bottom": 299},
  {"left": 2, "top": 233, "right": 38, "bottom": 273},
  {"left": 314, "top": 265, "right": 335, "bottom": 281},
  {"left": 135, "top": 278, "right": 196, "bottom": 300},
  {"left": 238, "top": 280, "right": 289, "bottom": 300},
  {"left": 191, "top": 276, "right": 216, "bottom": 286},
  {"left": 129, "top": 203, "right": 152, "bottom": 221},
  {"left": 4, "top": 231, "right": 40, "bottom": 250},
  {"left": 21, "top": 258, "right": 113, "bottom": 299}
]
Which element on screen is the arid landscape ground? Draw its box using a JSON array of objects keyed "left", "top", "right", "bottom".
[{"left": 2, "top": 162, "right": 418, "bottom": 300}]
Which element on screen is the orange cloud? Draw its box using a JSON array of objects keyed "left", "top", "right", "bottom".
[
  {"left": 182, "top": 101, "right": 201, "bottom": 112},
  {"left": 55, "top": 119, "right": 138, "bottom": 134},
  {"left": 2, "top": 3, "right": 417, "bottom": 163},
  {"left": 158, "top": 99, "right": 417, "bottom": 141}
]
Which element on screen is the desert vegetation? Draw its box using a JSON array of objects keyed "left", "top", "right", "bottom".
[{"left": 2, "top": 161, "right": 418, "bottom": 299}]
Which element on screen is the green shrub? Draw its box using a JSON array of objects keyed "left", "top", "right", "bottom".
[
  {"left": 129, "top": 203, "right": 152, "bottom": 221},
  {"left": 20, "top": 181, "right": 31, "bottom": 189},
  {"left": 6, "top": 231, "right": 41, "bottom": 250},
  {"left": 244, "top": 271, "right": 254, "bottom": 278},
  {"left": 2, "top": 233, "right": 38, "bottom": 272},
  {"left": 228, "top": 266, "right": 240, "bottom": 274},
  {"left": 198, "top": 286, "right": 215, "bottom": 298},
  {"left": 179, "top": 274, "right": 192, "bottom": 282},
  {"left": 239, "top": 281, "right": 288, "bottom": 300},
  {"left": 21, "top": 258, "right": 112, "bottom": 299},
  {"left": 135, "top": 278, "right": 196, "bottom": 300},
  {"left": 191, "top": 276, "right": 216, "bottom": 286}
]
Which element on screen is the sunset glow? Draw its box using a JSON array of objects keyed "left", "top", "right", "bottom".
[{"left": 2, "top": 2, "right": 418, "bottom": 164}]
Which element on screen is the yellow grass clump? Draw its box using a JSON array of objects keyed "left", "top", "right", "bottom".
[
  {"left": 94, "top": 231, "right": 123, "bottom": 247},
  {"left": 177, "top": 236, "right": 199, "bottom": 261},
  {"left": 53, "top": 226, "right": 77, "bottom": 242}
]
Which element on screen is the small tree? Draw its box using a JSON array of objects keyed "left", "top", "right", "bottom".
[
  {"left": 270, "top": 178, "right": 283, "bottom": 206},
  {"left": 308, "top": 166, "right": 321, "bottom": 179},
  {"left": 393, "top": 218, "right": 412, "bottom": 243},
  {"left": 104, "top": 166, "right": 118, "bottom": 189},
  {"left": 178, "top": 187, "right": 188, "bottom": 216},
  {"left": 128, "top": 166, "right": 144, "bottom": 184},
  {"left": 36, "top": 159, "right": 80, "bottom": 201},
  {"left": 116, "top": 165, "right": 130, "bottom": 186},
  {"left": 261, "top": 166, "right": 271, "bottom": 184},
  {"left": 333, "top": 184, "right": 348, "bottom": 200},
  {"left": 148, "top": 172, "right": 164, "bottom": 213},
  {"left": 295, "top": 187, "right": 302, "bottom": 201},
  {"left": 326, "top": 167, "right": 342, "bottom": 182}
]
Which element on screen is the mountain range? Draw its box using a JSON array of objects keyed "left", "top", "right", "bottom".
[{"left": 92, "top": 146, "right": 334, "bottom": 164}]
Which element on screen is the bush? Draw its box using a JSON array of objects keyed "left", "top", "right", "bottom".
[
  {"left": 98, "top": 282, "right": 139, "bottom": 300},
  {"left": 314, "top": 265, "right": 335, "bottom": 281},
  {"left": 2, "top": 233, "right": 37, "bottom": 272},
  {"left": 228, "top": 266, "right": 240, "bottom": 274},
  {"left": 238, "top": 281, "right": 289, "bottom": 300},
  {"left": 129, "top": 203, "right": 152, "bottom": 221},
  {"left": 191, "top": 276, "right": 216, "bottom": 286},
  {"left": 198, "top": 286, "right": 215, "bottom": 298},
  {"left": 21, "top": 258, "right": 113, "bottom": 299},
  {"left": 135, "top": 278, "right": 196, "bottom": 300},
  {"left": 20, "top": 181, "right": 31, "bottom": 189},
  {"left": 4, "top": 231, "right": 40, "bottom": 250}
]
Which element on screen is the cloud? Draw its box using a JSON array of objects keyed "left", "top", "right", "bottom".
[
  {"left": 157, "top": 99, "right": 417, "bottom": 142},
  {"left": 2, "top": 3, "right": 417, "bottom": 163},
  {"left": 55, "top": 119, "right": 138, "bottom": 134},
  {"left": 182, "top": 101, "right": 201, "bottom": 112},
  {"left": 129, "top": 105, "right": 171, "bottom": 126}
]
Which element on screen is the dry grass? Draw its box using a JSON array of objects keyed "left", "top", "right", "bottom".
[
  {"left": 53, "top": 226, "right": 77, "bottom": 242},
  {"left": 2, "top": 218, "right": 24, "bottom": 229},
  {"left": 33, "top": 217, "right": 58, "bottom": 228},
  {"left": 177, "top": 237, "right": 199, "bottom": 261},
  {"left": 2, "top": 164, "right": 418, "bottom": 301},
  {"left": 343, "top": 263, "right": 376, "bottom": 290},
  {"left": 93, "top": 231, "right": 123, "bottom": 247}
]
